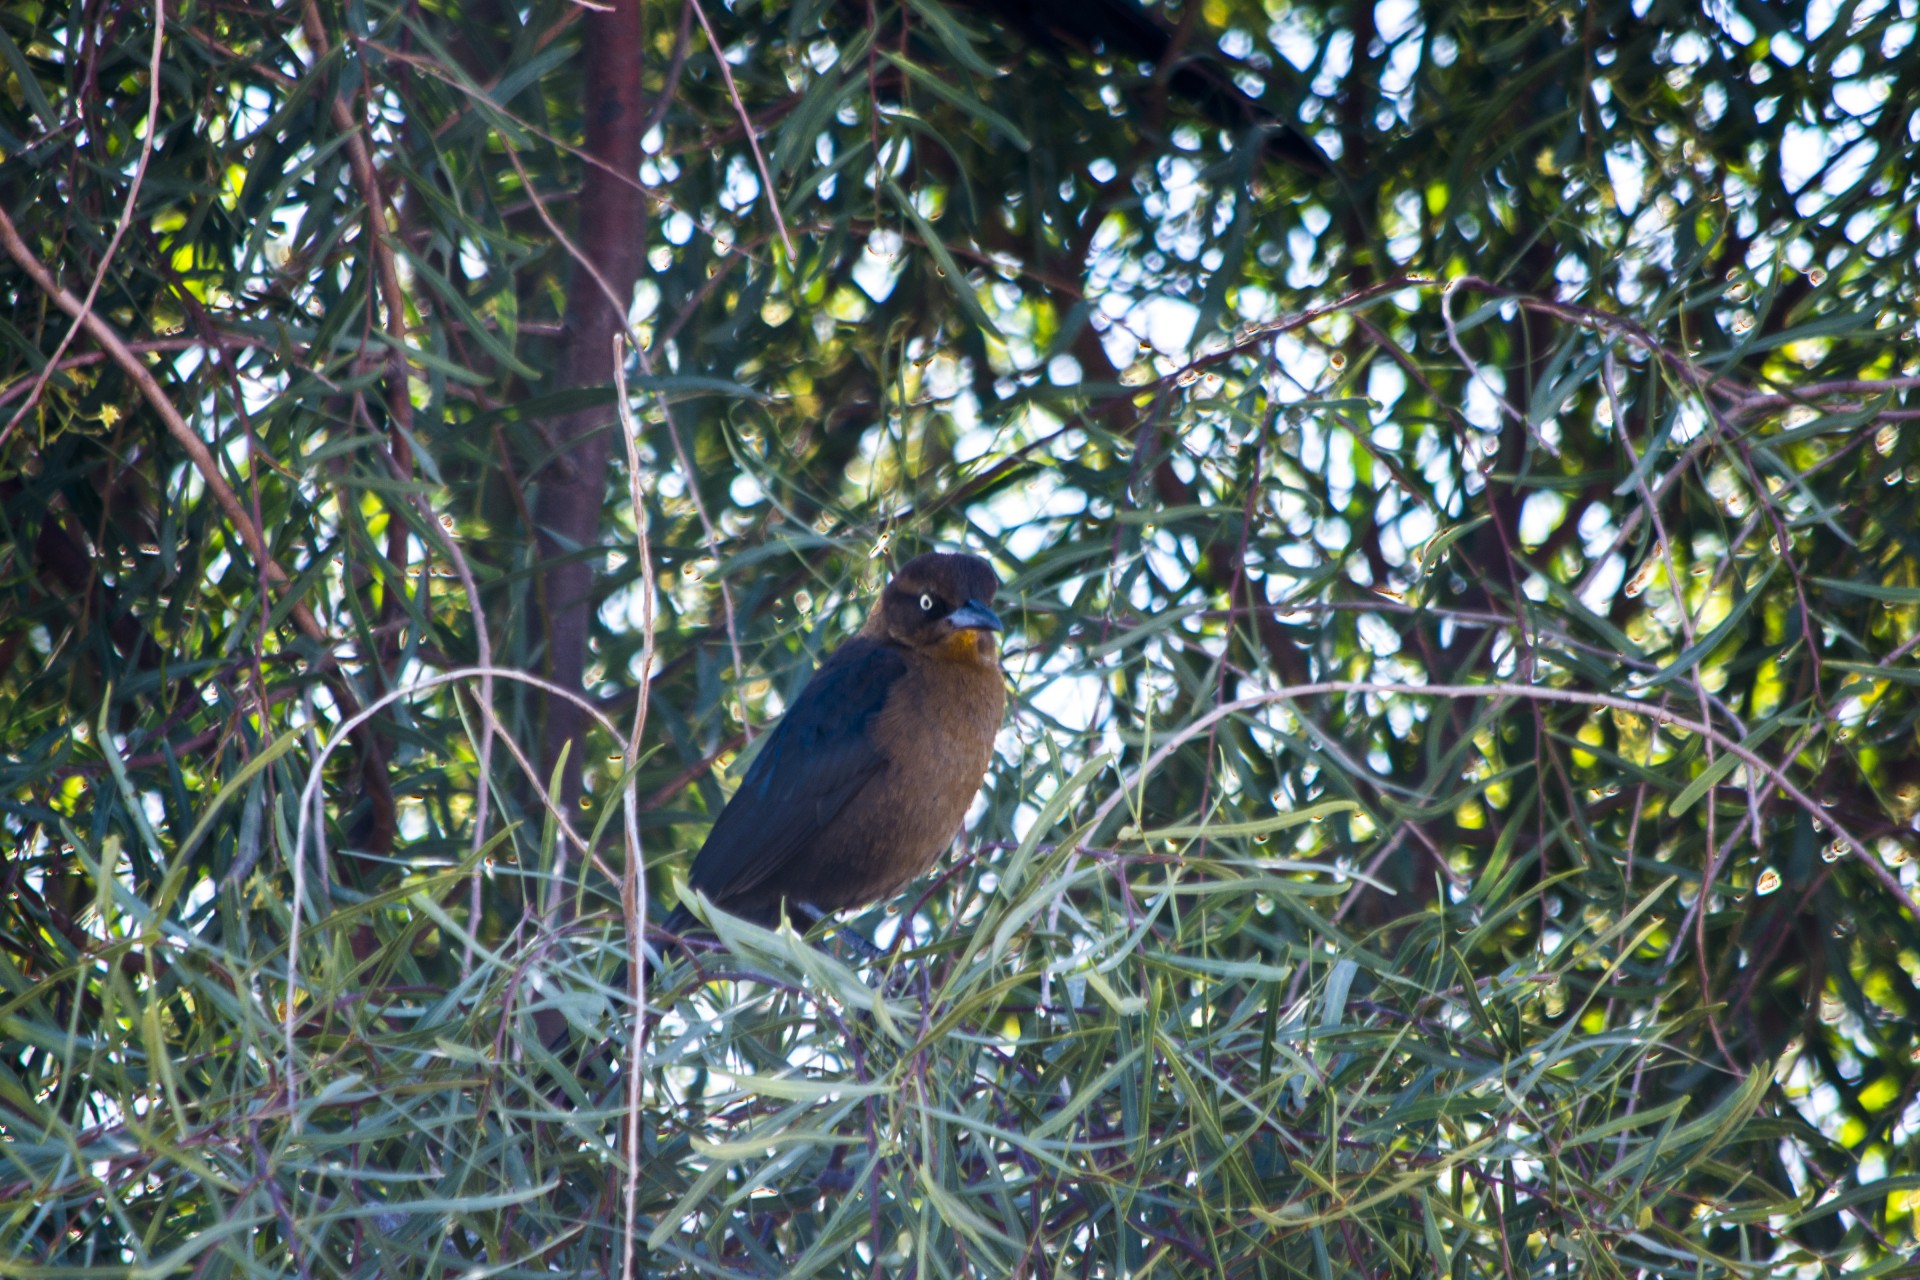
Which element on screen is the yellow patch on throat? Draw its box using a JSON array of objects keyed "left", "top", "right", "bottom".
[{"left": 934, "top": 627, "right": 999, "bottom": 665}]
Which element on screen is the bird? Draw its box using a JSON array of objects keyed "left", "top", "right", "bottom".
[{"left": 661, "top": 552, "right": 1007, "bottom": 946}]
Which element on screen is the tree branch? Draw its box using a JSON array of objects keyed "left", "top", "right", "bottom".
[{"left": 535, "top": 0, "right": 650, "bottom": 813}]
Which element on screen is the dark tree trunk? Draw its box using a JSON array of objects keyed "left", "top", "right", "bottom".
[{"left": 535, "top": 0, "right": 650, "bottom": 814}]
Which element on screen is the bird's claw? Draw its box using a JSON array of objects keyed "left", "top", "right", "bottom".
[
  {"left": 833, "top": 925, "right": 885, "bottom": 963},
  {"left": 791, "top": 900, "right": 885, "bottom": 964}
]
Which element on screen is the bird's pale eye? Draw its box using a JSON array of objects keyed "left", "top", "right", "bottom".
[{"left": 919, "top": 593, "right": 934, "bottom": 613}]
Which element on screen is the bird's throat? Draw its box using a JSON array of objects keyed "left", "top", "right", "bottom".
[{"left": 935, "top": 628, "right": 1000, "bottom": 666}]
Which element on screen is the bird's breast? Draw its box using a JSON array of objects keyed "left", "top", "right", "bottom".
[
  {"left": 872, "top": 655, "right": 1005, "bottom": 777},
  {"left": 821, "top": 655, "right": 1004, "bottom": 905}
]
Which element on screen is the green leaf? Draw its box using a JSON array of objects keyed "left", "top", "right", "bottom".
[
  {"left": 883, "top": 177, "right": 1005, "bottom": 340},
  {"left": 878, "top": 52, "right": 1031, "bottom": 152}
]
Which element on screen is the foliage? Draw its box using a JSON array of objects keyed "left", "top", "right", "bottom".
[{"left": 2, "top": 0, "right": 1917, "bottom": 1274}]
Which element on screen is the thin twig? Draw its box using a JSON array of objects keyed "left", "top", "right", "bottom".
[
  {"left": 688, "top": 0, "right": 794, "bottom": 261},
  {"left": 286, "top": 665, "right": 639, "bottom": 1120},
  {"left": 491, "top": 115, "right": 753, "bottom": 738},
  {"left": 0, "top": 204, "right": 327, "bottom": 646},
  {"left": 0, "top": 335, "right": 273, "bottom": 411},
  {"left": 0, "top": 0, "right": 166, "bottom": 449},
  {"left": 1089, "top": 679, "right": 1920, "bottom": 920},
  {"left": 610, "top": 333, "right": 657, "bottom": 1280}
]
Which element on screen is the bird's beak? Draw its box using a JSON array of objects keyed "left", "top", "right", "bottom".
[{"left": 947, "top": 598, "right": 1004, "bottom": 633}]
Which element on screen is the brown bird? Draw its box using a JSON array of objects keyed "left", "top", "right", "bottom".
[{"left": 662, "top": 552, "right": 1006, "bottom": 942}]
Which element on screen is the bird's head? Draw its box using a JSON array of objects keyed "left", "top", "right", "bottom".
[{"left": 867, "top": 552, "right": 1004, "bottom": 664}]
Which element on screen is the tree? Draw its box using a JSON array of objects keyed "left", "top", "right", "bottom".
[{"left": 2, "top": 0, "right": 1915, "bottom": 1273}]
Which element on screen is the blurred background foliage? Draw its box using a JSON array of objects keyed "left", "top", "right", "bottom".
[{"left": 2, "top": 0, "right": 1918, "bottom": 1273}]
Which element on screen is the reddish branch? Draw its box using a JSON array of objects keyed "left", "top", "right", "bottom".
[
  {"left": 0, "top": 200, "right": 399, "bottom": 851},
  {"left": 0, "top": 205, "right": 320, "bottom": 643}
]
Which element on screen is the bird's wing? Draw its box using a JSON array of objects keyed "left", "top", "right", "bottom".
[{"left": 684, "top": 636, "right": 908, "bottom": 904}]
